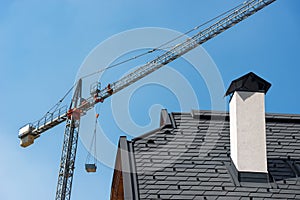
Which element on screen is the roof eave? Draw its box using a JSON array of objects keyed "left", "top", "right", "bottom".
[{"left": 111, "top": 136, "right": 140, "bottom": 200}]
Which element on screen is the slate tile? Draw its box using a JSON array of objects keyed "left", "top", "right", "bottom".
[
  {"left": 190, "top": 185, "right": 213, "bottom": 191},
  {"left": 170, "top": 195, "right": 195, "bottom": 199},
  {"left": 145, "top": 184, "right": 169, "bottom": 190},
  {"left": 158, "top": 189, "right": 181, "bottom": 195},
  {"left": 181, "top": 190, "right": 204, "bottom": 195},
  {"left": 139, "top": 194, "right": 149, "bottom": 199},
  {"left": 199, "top": 181, "right": 223, "bottom": 187},
  {"left": 217, "top": 197, "right": 240, "bottom": 200},
  {"left": 145, "top": 194, "right": 157, "bottom": 199},
  {"left": 179, "top": 181, "right": 200, "bottom": 186},
  {"left": 204, "top": 190, "right": 227, "bottom": 196},
  {"left": 234, "top": 187, "right": 258, "bottom": 192},
  {"left": 155, "top": 180, "right": 179, "bottom": 185},
  {"left": 225, "top": 191, "right": 250, "bottom": 196},
  {"left": 287, "top": 184, "right": 300, "bottom": 190},
  {"left": 271, "top": 193, "right": 296, "bottom": 199},
  {"left": 159, "top": 194, "right": 172, "bottom": 199},
  {"left": 165, "top": 176, "right": 189, "bottom": 181},
  {"left": 180, "top": 185, "right": 192, "bottom": 190}
]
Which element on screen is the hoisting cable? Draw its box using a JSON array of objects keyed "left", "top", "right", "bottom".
[
  {"left": 35, "top": 1, "right": 246, "bottom": 125},
  {"left": 33, "top": 2, "right": 246, "bottom": 124},
  {"left": 80, "top": 2, "right": 244, "bottom": 80},
  {"left": 33, "top": 81, "right": 78, "bottom": 126},
  {"left": 85, "top": 113, "right": 99, "bottom": 173}
]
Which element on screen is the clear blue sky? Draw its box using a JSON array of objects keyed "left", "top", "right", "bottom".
[{"left": 1, "top": 0, "right": 300, "bottom": 199}]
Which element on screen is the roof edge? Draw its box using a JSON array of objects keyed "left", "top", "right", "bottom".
[
  {"left": 116, "top": 136, "right": 140, "bottom": 200},
  {"left": 191, "top": 109, "right": 229, "bottom": 120},
  {"left": 191, "top": 109, "right": 300, "bottom": 122},
  {"left": 132, "top": 126, "right": 164, "bottom": 142},
  {"left": 110, "top": 139, "right": 124, "bottom": 200},
  {"left": 133, "top": 109, "right": 176, "bottom": 142},
  {"left": 160, "top": 109, "right": 172, "bottom": 127}
]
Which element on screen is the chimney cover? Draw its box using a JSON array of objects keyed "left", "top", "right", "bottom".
[{"left": 225, "top": 72, "right": 271, "bottom": 97}]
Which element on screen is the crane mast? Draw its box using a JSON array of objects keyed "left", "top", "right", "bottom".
[
  {"left": 55, "top": 79, "right": 82, "bottom": 200},
  {"left": 18, "top": 0, "right": 276, "bottom": 199}
]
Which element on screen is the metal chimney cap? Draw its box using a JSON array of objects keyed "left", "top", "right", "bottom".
[{"left": 225, "top": 72, "right": 271, "bottom": 96}]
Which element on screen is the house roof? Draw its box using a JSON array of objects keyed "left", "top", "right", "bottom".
[{"left": 111, "top": 109, "right": 300, "bottom": 200}]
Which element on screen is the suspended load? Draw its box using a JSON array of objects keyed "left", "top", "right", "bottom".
[
  {"left": 85, "top": 113, "right": 99, "bottom": 173},
  {"left": 85, "top": 164, "right": 97, "bottom": 173}
]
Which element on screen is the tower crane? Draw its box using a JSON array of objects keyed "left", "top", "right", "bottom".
[{"left": 18, "top": 0, "right": 276, "bottom": 199}]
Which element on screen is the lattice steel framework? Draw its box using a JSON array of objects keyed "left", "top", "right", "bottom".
[{"left": 55, "top": 79, "right": 82, "bottom": 200}]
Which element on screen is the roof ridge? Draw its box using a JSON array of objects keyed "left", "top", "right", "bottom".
[{"left": 191, "top": 109, "right": 300, "bottom": 119}]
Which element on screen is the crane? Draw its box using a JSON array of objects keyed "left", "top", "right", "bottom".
[{"left": 18, "top": 0, "right": 276, "bottom": 199}]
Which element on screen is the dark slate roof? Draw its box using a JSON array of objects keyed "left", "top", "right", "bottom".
[{"left": 117, "top": 110, "right": 300, "bottom": 200}]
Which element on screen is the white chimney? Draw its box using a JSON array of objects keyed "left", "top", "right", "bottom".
[{"left": 225, "top": 72, "right": 271, "bottom": 182}]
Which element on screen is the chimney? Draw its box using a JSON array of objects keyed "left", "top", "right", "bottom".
[{"left": 225, "top": 72, "right": 271, "bottom": 183}]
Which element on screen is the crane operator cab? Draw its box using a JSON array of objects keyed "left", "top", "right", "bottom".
[
  {"left": 90, "top": 82, "right": 104, "bottom": 103},
  {"left": 90, "top": 82, "right": 101, "bottom": 97}
]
